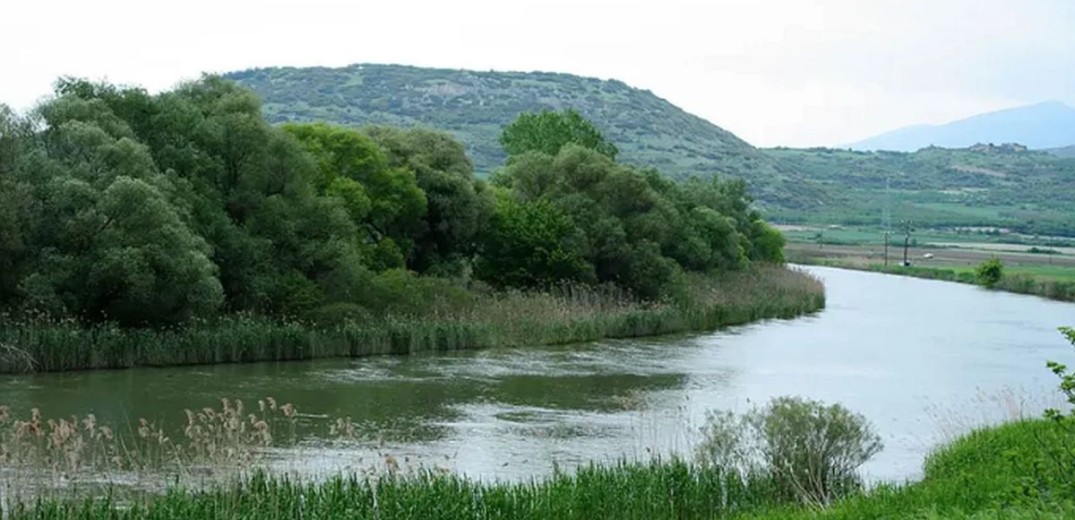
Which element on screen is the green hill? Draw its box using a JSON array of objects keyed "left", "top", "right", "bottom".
[
  {"left": 767, "top": 144, "right": 1075, "bottom": 236},
  {"left": 223, "top": 64, "right": 1075, "bottom": 235},
  {"left": 224, "top": 64, "right": 822, "bottom": 209}
]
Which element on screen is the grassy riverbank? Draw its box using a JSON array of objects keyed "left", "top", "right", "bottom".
[
  {"left": 788, "top": 244, "right": 1075, "bottom": 303},
  {"left": 0, "top": 265, "right": 823, "bottom": 374},
  {"left": 7, "top": 418, "right": 1072, "bottom": 519}
]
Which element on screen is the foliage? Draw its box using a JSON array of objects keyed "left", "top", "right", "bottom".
[
  {"left": 476, "top": 196, "right": 593, "bottom": 289},
  {"left": 0, "top": 267, "right": 824, "bottom": 373},
  {"left": 769, "top": 146, "right": 1075, "bottom": 236},
  {"left": 0, "top": 397, "right": 300, "bottom": 474},
  {"left": 487, "top": 135, "right": 779, "bottom": 299},
  {"left": 364, "top": 126, "right": 494, "bottom": 275},
  {"left": 281, "top": 122, "right": 427, "bottom": 264},
  {"left": 1041, "top": 327, "right": 1075, "bottom": 496},
  {"left": 223, "top": 64, "right": 811, "bottom": 208},
  {"left": 0, "top": 77, "right": 795, "bottom": 371},
  {"left": 499, "top": 108, "right": 618, "bottom": 159},
  {"left": 13, "top": 418, "right": 1075, "bottom": 520},
  {"left": 975, "top": 257, "right": 1005, "bottom": 288},
  {"left": 696, "top": 396, "right": 882, "bottom": 507}
]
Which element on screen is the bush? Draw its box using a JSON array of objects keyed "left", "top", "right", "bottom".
[
  {"left": 696, "top": 396, "right": 882, "bottom": 507},
  {"left": 975, "top": 257, "right": 1004, "bottom": 288},
  {"left": 1042, "top": 326, "right": 1075, "bottom": 495}
]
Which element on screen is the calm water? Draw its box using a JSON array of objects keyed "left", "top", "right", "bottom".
[{"left": 3, "top": 266, "right": 1074, "bottom": 483}]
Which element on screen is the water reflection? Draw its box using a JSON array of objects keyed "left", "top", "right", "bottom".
[{"left": 2, "top": 266, "right": 1074, "bottom": 484}]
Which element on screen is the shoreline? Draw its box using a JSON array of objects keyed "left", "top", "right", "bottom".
[
  {"left": 788, "top": 246, "right": 1075, "bottom": 303},
  {"left": 0, "top": 265, "right": 825, "bottom": 375},
  {"left": 4, "top": 418, "right": 1066, "bottom": 519}
]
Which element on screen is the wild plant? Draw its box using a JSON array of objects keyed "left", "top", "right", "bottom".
[{"left": 696, "top": 396, "right": 882, "bottom": 508}]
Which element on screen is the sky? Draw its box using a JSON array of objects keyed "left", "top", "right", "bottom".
[{"left": 2, "top": 0, "right": 1073, "bottom": 147}]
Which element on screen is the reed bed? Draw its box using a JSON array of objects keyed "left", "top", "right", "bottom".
[
  {"left": 0, "top": 266, "right": 824, "bottom": 374},
  {"left": 0, "top": 398, "right": 304, "bottom": 477},
  {"left": 5, "top": 459, "right": 787, "bottom": 520},
  {"left": 9, "top": 418, "right": 1075, "bottom": 519}
]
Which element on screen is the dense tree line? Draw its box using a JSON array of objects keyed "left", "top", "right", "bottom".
[{"left": 0, "top": 79, "right": 782, "bottom": 327}]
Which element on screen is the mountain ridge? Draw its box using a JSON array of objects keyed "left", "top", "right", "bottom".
[{"left": 846, "top": 101, "right": 1075, "bottom": 152}]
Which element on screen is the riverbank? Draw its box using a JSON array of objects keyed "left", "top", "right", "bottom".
[
  {"left": 7, "top": 418, "right": 1070, "bottom": 519},
  {"left": 787, "top": 243, "right": 1075, "bottom": 303},
  {"left": 0, "top": 265, "right": 824, "bottom": 374}
]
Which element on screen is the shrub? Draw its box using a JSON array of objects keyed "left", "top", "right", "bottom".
[
  {"left": 1042, "top": 326, "right": 1075, "bottom": 495},
  {"left": 696, "top": 396, "right": 882, "bottom": 507},
  {"left": 975, "top": 257, "right": 1004, "bottom": 288}
]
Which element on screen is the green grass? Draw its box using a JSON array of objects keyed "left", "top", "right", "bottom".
[
  {"left": 0, "top": 266, "right": 825, "bottom": 374},
  {"left": 789, "top": 252, "right": 1075, "bottom": 303},
  {"left": 9, "top": 419, "right": 1075, "bottom": 519},
  {"left": 748, "top": 419, "right": 1075, "bottom": 519}
]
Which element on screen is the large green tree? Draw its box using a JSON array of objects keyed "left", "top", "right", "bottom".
[
  {"left": 366, "top": 126, "right": 493, "bottom": 275},
  {"left": 499, "top": 109, "right": 618, "bottom": 160}
]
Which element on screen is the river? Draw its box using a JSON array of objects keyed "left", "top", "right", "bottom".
[{"left": 2, "top": 266, "right": 1073, "bottom": 484}]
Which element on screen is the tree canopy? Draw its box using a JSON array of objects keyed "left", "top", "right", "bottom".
[
  {"left": 499, "top": 109, "right": 618, "bottom": 160},
  {"left": 0, "top": 78, "right": 785, "bottom": 327}
]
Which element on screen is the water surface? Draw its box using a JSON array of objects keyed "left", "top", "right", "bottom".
[{"left": 3, "top": 266, "right": 1073, "bottom": 483}]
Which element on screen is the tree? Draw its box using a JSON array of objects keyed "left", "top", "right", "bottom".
[
  {"left": 476, "top": 196, "right": 592, "bottom": 289},
  {"left": 282, "top": 123, "right": 427, "bottom": 266},
  {"left": 365, "top": 126, "right": 493, "bottom": 275},
  {"left": 749, "top": 220, "right": 786, "bottom": 263},
  {"left": 499, "top": 109, "right": 618, "bottom": 159}
]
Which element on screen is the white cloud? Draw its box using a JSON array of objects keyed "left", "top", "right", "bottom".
[{"left": 2, "top": 0, "right": 1072, "bottom": 146}]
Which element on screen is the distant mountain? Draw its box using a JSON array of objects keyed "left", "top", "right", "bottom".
[
  {"left": 847, "top": 101, "right": 1075, "bottom": 152},
  {"left": 225, "top": 64, "right": 824, "bottom": 209},
  {"left": 1046, "top": 144, "right": 1075, "bottom": 158}
]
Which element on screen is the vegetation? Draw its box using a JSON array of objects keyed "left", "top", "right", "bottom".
[
  {"left": 696, "top": 397, "right": 882, "bottom": 507},
  {"left": 975, "top": 258, "right": 1004, "bottom": 288},
  {"left": 224, "top": 64, "right": 826, "bottom": 209},
  {"left": 796, "top": 259, "right": 1075, "bottom": 303},
  {"left": 0, "top": 79, "right": 815, "bottom": 373},
  {"left": 0, "top": 267, "right": 823, "bottom": 374},
  {"left": 9, "top": 329, "right": 1075, "bottom": 519},
  {"left": 222, "top": 64, "right": 1075, "bottom": 236},
  {"left": 768, "top": 146, "right": 1075, "bottom": 236},
  {"left": 6, "top": 418, "right": 1073, "bottom": 519}
]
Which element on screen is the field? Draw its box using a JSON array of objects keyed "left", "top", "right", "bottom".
[{"left": 783, "top": 225, "right": 1075, "bottom": 282}]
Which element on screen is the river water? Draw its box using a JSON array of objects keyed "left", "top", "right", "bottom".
[{"left": 2, "top": 266, "right": 1073, "bottom": 484}]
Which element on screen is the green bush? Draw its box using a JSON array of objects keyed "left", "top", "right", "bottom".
[
  {"left": 696, "top": 396, "right": 882, "bottom": 507},
  {"left": 975, "top": 257, "right": 1004, "bottom": 288},
  {"left": 1042, "top": 326, "right": 1075, "bottom": 496}
]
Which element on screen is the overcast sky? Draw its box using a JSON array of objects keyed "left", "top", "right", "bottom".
[{"left": 3, "top": 0, "right": 1073, "bottom": 147}]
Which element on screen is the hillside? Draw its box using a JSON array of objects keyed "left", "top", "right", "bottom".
[
  {"left": 224, "top": 64, "right": 822, "bottom": 209},
  {"left": 847, "top": 101, "right": 1075, "bottom": 152},
  {"left": 767, "top": 145, "right": 1075, "bottom": 235},
  {"left": 1047, "top": 145, "right": 1075, "bottom": 158}
]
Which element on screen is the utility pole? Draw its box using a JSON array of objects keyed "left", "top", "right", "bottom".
[
  {"left": 900, "top": 220, "right": 914, "bottom": 267},
  {"left": 882, "top": 177, "right": 891, "bottom": 266}
]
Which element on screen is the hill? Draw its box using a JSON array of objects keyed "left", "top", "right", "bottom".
[
  {"left": 224, "top": 64, "right": 822, "bottom": 209},
  {"left": 1047, "top": 144, "right": 1075, "bottom": 158},
  {"left": 847, "top": 101, "right": 1075, "bottom": 152},
  {"left": 767, "top": 145, "right": 1075, "bottom": 236}
]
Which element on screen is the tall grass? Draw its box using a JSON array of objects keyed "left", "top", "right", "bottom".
[
  {"left": 0, "top": 266, "right": 824, "bottom": 374},
  {"left": 6, "top": 459, "right": 787, "bottom": 520},
  {"left": 10, "top": 418, "right": 1075, "bottom": 520}
]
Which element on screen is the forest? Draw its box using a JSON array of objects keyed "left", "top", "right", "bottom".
[{"left": 0, "top": 77, "right": 785, "bottom": 330}]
